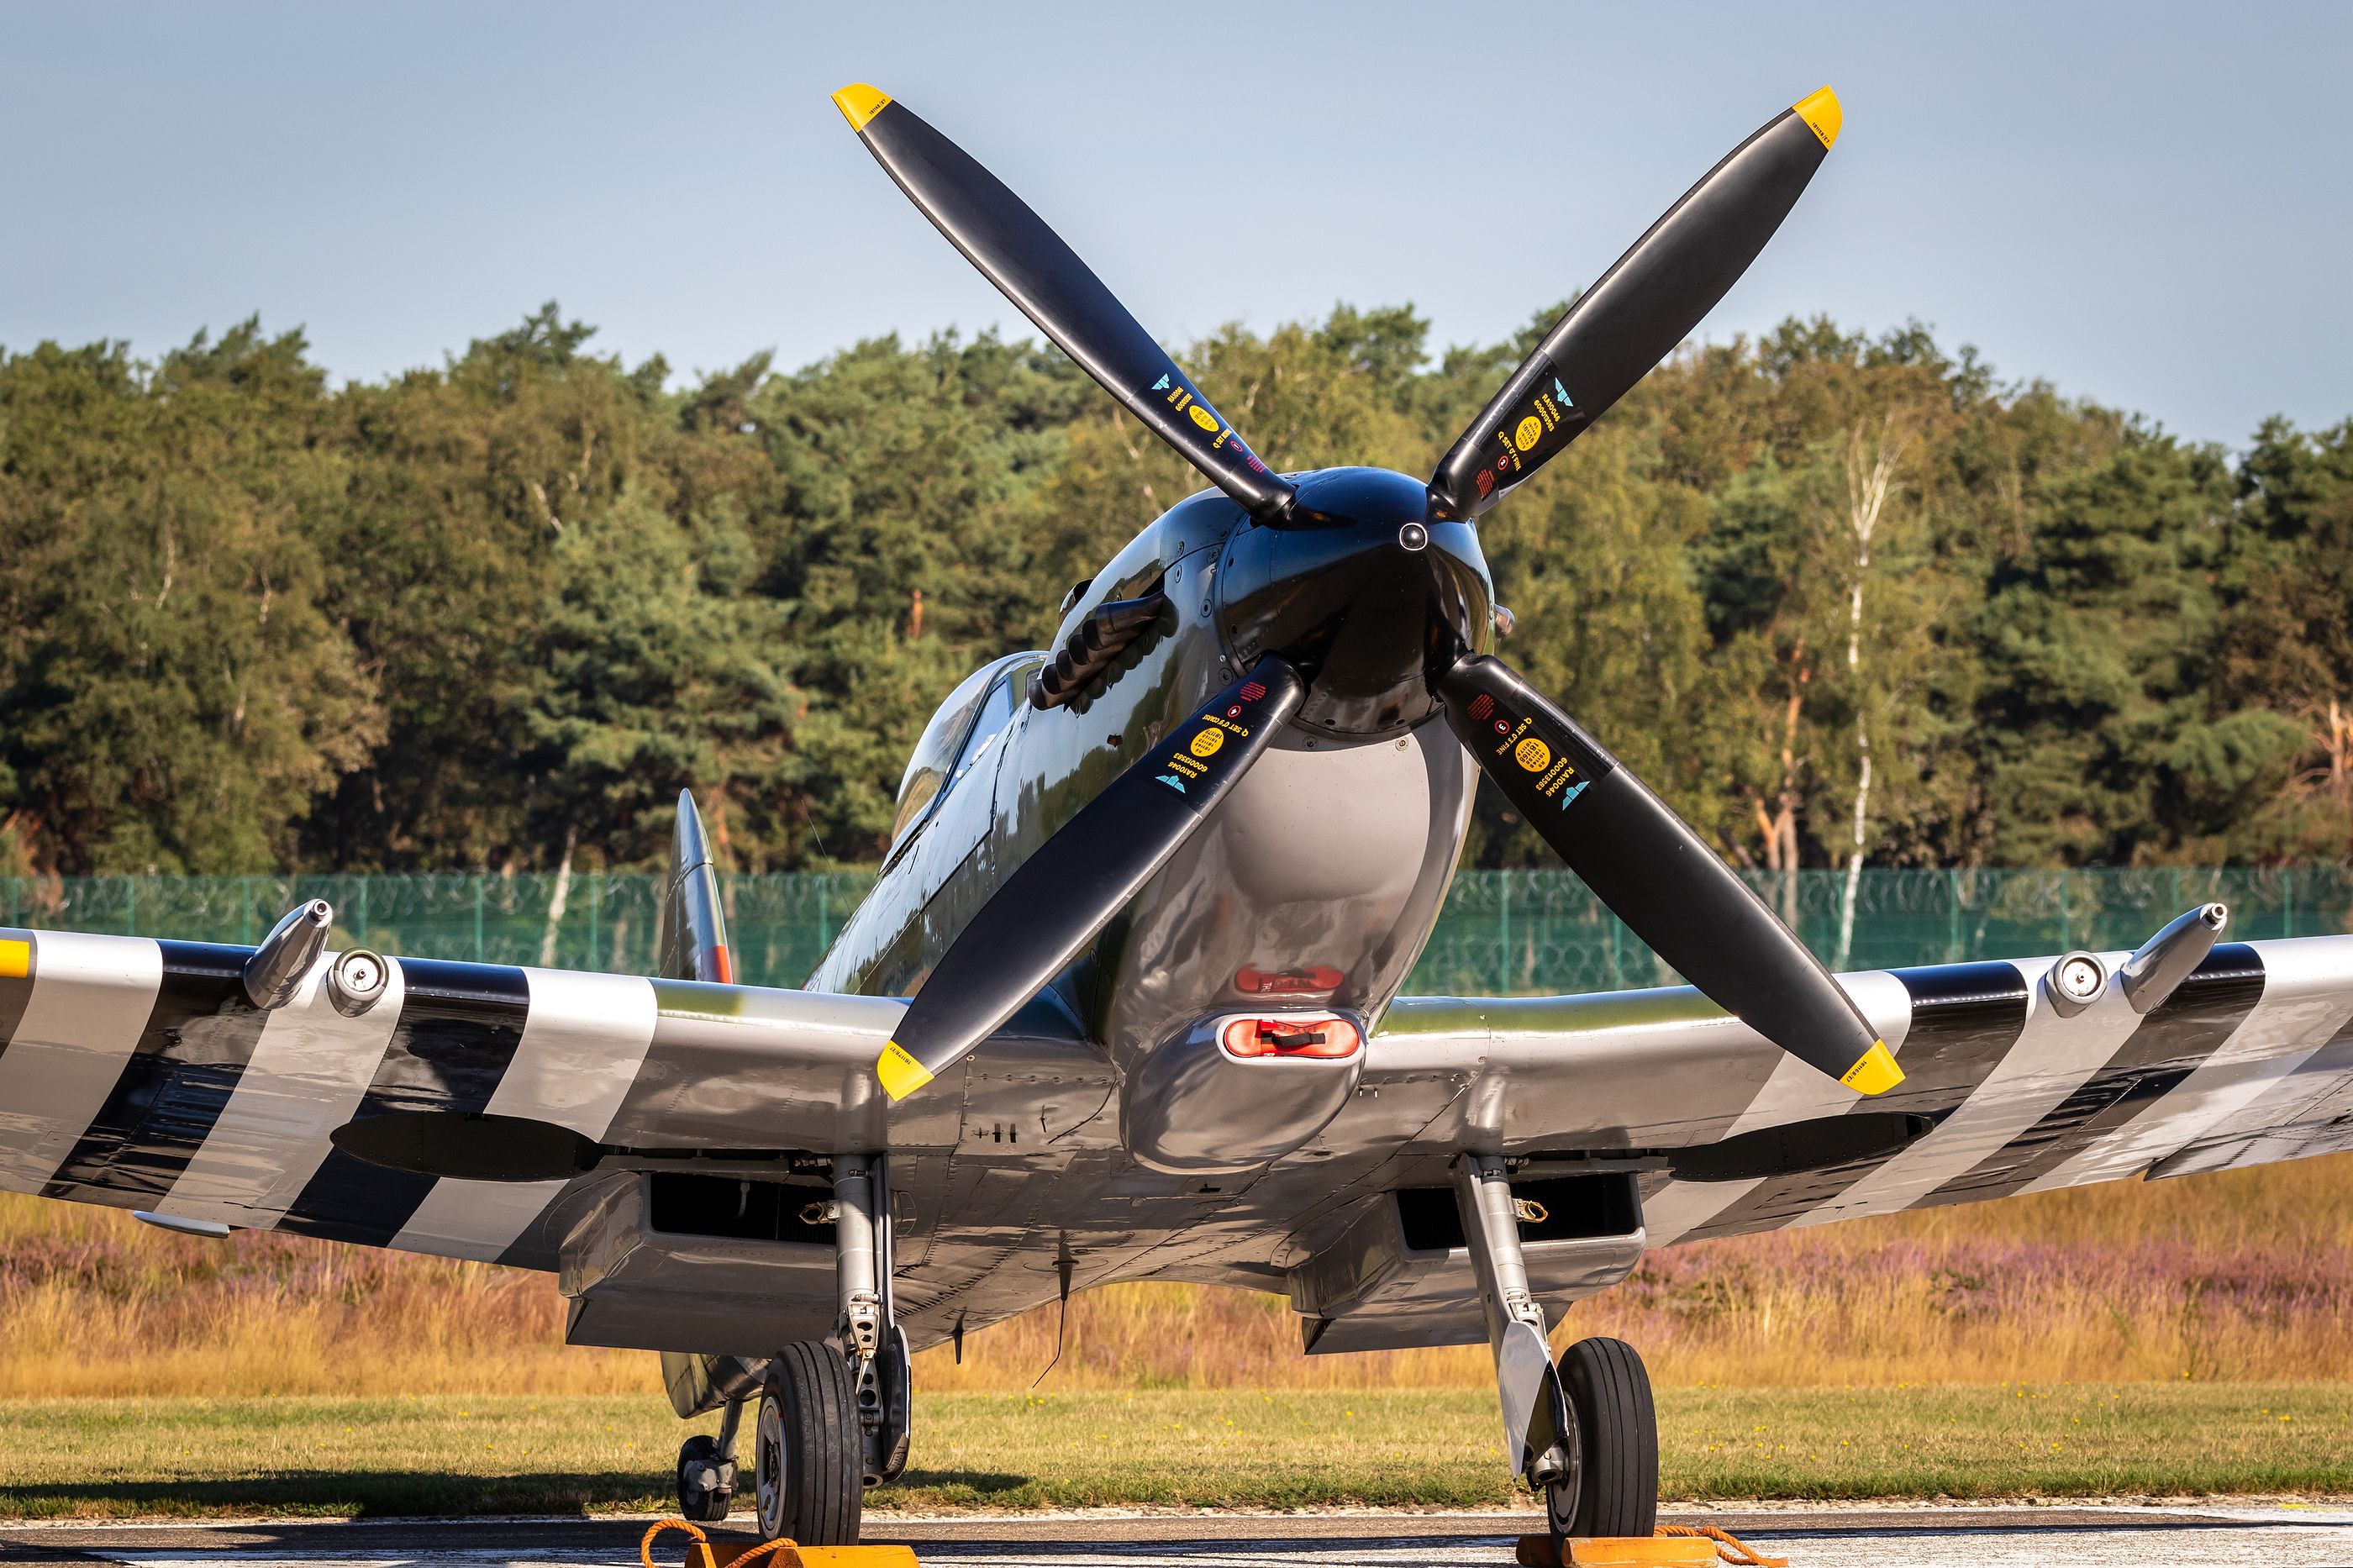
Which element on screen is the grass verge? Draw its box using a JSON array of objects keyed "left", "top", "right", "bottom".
[{"left": 0, "top": 1385, "right": 2346, "bottom": 1518}]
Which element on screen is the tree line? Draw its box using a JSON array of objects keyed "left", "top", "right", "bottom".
[{"left": 0, "top": 302, "right": 2346, "bottom": 876}]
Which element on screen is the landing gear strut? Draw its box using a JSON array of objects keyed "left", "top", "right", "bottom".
[
  {"left": 1452, "top": 1155, "right": 1658, "bottom": 1557},
  {"left": 750, "top": 1154, "right": 912, "bottom": 1545}
]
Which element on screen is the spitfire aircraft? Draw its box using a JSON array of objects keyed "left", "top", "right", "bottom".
[{"left": 4, "top": 82, "right": 2351, "bottom": 1555}]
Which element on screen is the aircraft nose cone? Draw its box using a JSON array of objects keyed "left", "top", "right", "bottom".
[{"left": 1213, "top": 468, "right": 1492, "bottom": 741}]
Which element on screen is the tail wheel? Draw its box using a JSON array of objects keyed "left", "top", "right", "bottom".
[
  {"left": 675, "top": 1433, "right": 732, "bottom": 1523},
  {"left": 1547, "top": 1336, "right": 1658, "bottom": 1545},
  {"left": 752, "top": 1341, "right": 863, "bottom": 1545}
]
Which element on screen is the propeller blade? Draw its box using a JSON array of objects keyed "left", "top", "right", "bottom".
[
  {"left": 875, "top": 655, "right": 1307, "bottom": 1100},
  {"left": 1430, "top": 88, "right": 1843, "bottom": 519},
  {"left": 1436, "top": 653, "right": 1900, "bottom": 1094},
  {"left": 833, "top": 83, "right": 1297, "bottom": 522}
]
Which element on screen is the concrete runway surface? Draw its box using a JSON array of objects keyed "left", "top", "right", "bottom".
[{"left": 4, "top": 1507, "right": 2353, "bottom": 1568}]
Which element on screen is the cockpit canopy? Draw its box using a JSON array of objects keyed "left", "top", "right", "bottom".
[{"left": 887, "top": 651, "right": 1045, "bottom": 852}]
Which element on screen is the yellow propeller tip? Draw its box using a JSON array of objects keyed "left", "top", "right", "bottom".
[
  {"left": 1838, "top": 1039, "right": 1903, "bottom": 1096},
  {"left": 875, "top": 1040, "right": 934, "bottom": 1101},
  {"left": 832, "top": 82, "right": 892, "bottom": 133},
  {"left": 1794, "top": 85, "right": 1842, "bottom": 150}
]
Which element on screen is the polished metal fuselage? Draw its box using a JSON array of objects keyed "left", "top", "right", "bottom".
[
  {"left": 785, "top": 475, "right": 1492, "bottom": 1343},
  {"left": 808, "top": 479, "right": 1486, "bottom": 1072}
]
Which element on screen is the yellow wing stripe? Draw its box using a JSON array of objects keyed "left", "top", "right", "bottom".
[
  {"left": 0, "top": 939, "right": 26, "bottom": 980},
  {"left": 875, "top": 1040, "right": 934, "bottom": 1101},
  {"left": 1839, "top": 1039, "right": 1903, "bottom": 1095},
  {"left": 831, "top": 83, "right": 892, "bottom": 134},
  {"left": 1793, "top": 85, "right": 1842, "bottom": 150}
]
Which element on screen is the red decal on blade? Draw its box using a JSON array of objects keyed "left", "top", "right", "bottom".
[
  {"left": 1468, "top": 694, "right": 1493, "bottom": 722},
  {"left": 1240, "top": 681, "right": 1266, "bottom": 701}
]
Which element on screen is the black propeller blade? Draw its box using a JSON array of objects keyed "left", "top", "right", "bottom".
[
  {"left": 1429, "top": 88, "right": 1842, "bottom": 520},
  {"left": 876, "top": 656, "right": 1307, "bottom": 1100},
  {"left": 1435, "top": 654, "right": 1901, "bottom": 1095},
  {"left": 833, "top": 84, "right": 1296, "bottom": 523}
]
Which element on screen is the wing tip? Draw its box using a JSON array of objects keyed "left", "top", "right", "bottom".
[
  {"left": 1794, "top": 85, "right": 1842, "bottom": 150},
  {"left": 1839, "top": 1039, "right": 1903, "bottom": 1096},
  {"left": 831, "top": 82, "right": 892, "bottom": 133},
  {"left": 876, "top": 1039, "right": 934, "bottom": 1101}
]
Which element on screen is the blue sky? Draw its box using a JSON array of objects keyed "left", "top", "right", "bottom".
[{"left": 5, "top": 1, "right": 2347, "bottom": 445}]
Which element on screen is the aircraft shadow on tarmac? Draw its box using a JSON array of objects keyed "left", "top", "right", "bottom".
[{"left": 0, "top": 1468, "right": 1040, "bottom": 1520}]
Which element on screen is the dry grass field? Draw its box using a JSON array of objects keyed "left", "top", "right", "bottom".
[
  {"left": 3, "top": 1154, "right": 2350, "bottom": 1397},
  {"left": 3, "top": 1160, "right": 2352, "bottom": 1513}
]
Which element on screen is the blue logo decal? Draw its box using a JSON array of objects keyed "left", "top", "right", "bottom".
[
  {"left": 1157, "top": 774, "right": 1186, "bottom": 793},
  {"left": 1150, "top": 373, "right": 1171, "bottom": 392},
  {"left": 1552, "top": 376, "right": 1576, "bottom": 410},
  {"left": 1560, "top": 780, "right": 1588, "bottom": 808}
]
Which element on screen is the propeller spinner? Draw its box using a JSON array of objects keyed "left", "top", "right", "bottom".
[{"left": 834, "top": 82, "right": 1898, "bottom": 1102}]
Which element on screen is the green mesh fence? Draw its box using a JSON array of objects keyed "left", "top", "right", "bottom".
[{"left": 2, "top": 868, "right": 2347, "bottom": 996}]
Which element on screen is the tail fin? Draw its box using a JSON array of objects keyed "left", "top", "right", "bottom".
[{"left": 658, "top": 789, "right": 734, "bottom": 984}]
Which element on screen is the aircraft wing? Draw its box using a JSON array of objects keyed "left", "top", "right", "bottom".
[
  {"left": 1267, "top": 934, "right": 2353, "bottom": 1352},
  {"left": 1354, "top": 934, "right": 2353, "bottom": 1246},
  {"left": 0, "top": 927, "right": 937, "bottom": 1264}
]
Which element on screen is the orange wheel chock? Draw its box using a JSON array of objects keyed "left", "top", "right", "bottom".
[
  {"left": 1516, "top": 1527, "right": 1787, "bottom": 1568},
  {"left": 644, "top": 1518, "right": 919, "bottom": 1568}
]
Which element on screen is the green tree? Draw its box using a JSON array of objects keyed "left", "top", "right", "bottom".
[
  {"left": 0, "top": 324, "right": 380, "bottom": 872},
  {"left": 1978, "top": 434, "right": 2302, "bottom": 863}
]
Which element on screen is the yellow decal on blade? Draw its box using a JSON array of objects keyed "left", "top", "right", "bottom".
[
  {"left": 0, "top": 939, "right": 25, "bottom": 979},
  {"left": 1839, "top": 1039, "right": 1903, "bottom": 1095},
  {"left": 875, "top": 1041, "right": 934, "bottom": 1101},
  {"left": 1514, "top": 737, "right": 1551, "bottom": 773},
  {"left": 1187, "top": 404, "right": 1220, "bottom": 432},
  {"left": 1794, "top": 85, "right": 1842, "bottom": 150},
  {"left": 1189, "top": 729, "right": 1224, "bottom": 759},
  {"left": 1513, "top": 413, "right": 1544, "bottom": 452},
  {"left": 831, "top": 83, "right": 893, "bottom": 133}
]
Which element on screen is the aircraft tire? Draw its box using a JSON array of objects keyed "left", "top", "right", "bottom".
[
  {"left": 675, "top": 1434, "right": 732, "bottom": 1522},
  {"left": 1548, "top": 1336, "right": 1658, "bottom": 1544},
  {"left": 753, "top": 1341, "right": 863, "bottom": 1544}
]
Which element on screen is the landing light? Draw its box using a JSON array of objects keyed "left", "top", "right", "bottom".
[{"left": 1219, "top": 1016, "right": 1361, "bottom": 1060}]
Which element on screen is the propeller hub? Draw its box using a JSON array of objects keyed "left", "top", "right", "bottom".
[{"left": 1213, "top": 468, "right": 1491, "bottom": 743}]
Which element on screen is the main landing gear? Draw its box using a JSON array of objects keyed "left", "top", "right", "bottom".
[
  {"left": 1454, "top": 1155, "right": 1657, "bottom": 1557},
  {"left": 1547, "top": 1334, "right": 1659, "bottom": 1544},
  {"left": 743, "top": 1154, "right": 910, "bottom": 1545}
]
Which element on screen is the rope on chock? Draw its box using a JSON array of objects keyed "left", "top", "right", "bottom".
[
  {"left": 1656, "top": 1524, "right": 1788, "bottom": 1568},
  {"left": 640, "top": 1520, "right": 808, "bottom": 1568},
  {"left": 721, "top": 1542, "right": 804, "bottom": 1568},
  {"left": 641, "top": 1519, "right": 708, "bottom": 1568}
]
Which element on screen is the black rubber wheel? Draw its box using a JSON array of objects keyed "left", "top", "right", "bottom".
[
  {"left": 1548, "top": 1336, "right": 1657, "bottom": 1545},
  {"left": 675, "top": 1433, "right": 732, "bottom": 1523},
  {"left": 753, "top": 1341, "right": 863, "bottom": 1544}
]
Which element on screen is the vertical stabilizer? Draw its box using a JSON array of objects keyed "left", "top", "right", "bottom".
[{"left": 659, "top": 789, "right": 734, "bottom": 984}]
